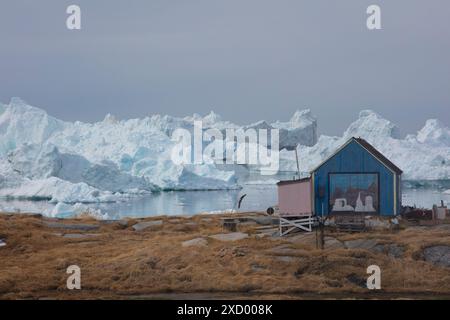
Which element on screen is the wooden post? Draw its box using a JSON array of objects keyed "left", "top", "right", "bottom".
[
  {"left": 295, "top": 148, "right": 300, "bottom": 178},
  {"left": 320, "top": 219, "right": 325, "bottom": 250}
]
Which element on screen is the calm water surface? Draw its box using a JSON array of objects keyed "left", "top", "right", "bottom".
[{"left": 1, "top": 175, "right": 449, "bottom": 219}]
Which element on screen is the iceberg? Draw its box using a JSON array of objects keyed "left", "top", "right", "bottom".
[
  {"left": 416, "top": 119, "right": 450, "bottom": 147},
  {"left": 272, "top": 109, "right": 318, "bottom": 148},
  {"left": 0, "top": 98, "right": 243, "bottom": 192},
  {"left": 1, "top": 97, "right": 448, "bottom": 212},
  {"left": 7, "top": 99, "right": 328, "bottom": 205},
  {"left": 279, "top": 110, "right": 450, "bottom": 180},
  {"left": 44, "top": 202, "right": 110, "bottom": 219},
  {"left": 0, "top": 174, "right": 119, "bottom": 203},
  {"left": 7, "top": 142, "right": 156, "bottom": 193}
]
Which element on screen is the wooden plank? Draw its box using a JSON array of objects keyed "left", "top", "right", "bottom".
[{"left": 279, "top": 214, "right": 315, "bottom": 236}]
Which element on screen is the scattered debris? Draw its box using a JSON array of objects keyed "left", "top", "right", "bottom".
[
  {"left": 216, "top": 246, "right": 248, "bottom": 258},
  {"left": 231, "top": 246, "right": 248, "bottom": 257},
  {"left": 0, "top": 239, "right": 6, "bottom": 247},
  {"left": 222, "top": 218, "right": 238, "bottom": 232},
  {"left": 364, "top": 216, "right": 395, "bottom": 230},
  {"left": 401, "top": 207, "right": 432, "bottom": 221}
]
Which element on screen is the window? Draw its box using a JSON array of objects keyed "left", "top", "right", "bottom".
[{"left": 329, "top": 173, "right": 379, "bottom": 214}]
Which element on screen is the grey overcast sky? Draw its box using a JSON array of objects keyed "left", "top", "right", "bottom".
[{"left": 0, "top": 0, "right": 449, "bottom": 136}]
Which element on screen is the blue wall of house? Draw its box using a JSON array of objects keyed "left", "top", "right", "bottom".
[{"left": 313, "top": 139, "right": 399, "bottom": 216}]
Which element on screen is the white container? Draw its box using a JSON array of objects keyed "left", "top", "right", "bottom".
[{"left": 436, "top": 207, "right": 447, "bottom": 220}]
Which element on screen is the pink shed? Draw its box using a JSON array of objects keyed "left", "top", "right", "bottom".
[{"left": 277, "top": 178, "right": 313, "bottom": 216}]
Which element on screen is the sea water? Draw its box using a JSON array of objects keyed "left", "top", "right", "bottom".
[{"left": 1, "top": 176, "right": 449, "bottom": 219}]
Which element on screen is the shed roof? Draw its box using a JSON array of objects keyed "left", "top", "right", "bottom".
[
  {"left": 277, "top": 177, "right": 311, "bottom": 186},
  {"left": 311, "top": 137, "right": 403, "bottom": 175}
]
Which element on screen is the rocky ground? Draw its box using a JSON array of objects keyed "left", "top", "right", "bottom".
[{"left": 0, "top": 212, "right": 449, "bottom": 300}]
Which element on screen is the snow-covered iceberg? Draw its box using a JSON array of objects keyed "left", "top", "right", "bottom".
[
  {"left": 272, "top": 109, "right": 317, "bottom": 148},
  {"left": 0, "top": 98, "right": 318, "bottom": 204},
  {"left": 43, "top": 202, "right": 110, "bottom": 219},
  {"left": 7, "top": 142, "right": 156, "bottom": 192},
  {"left": 0, "top": 98, "right": 245, "bottom": 203},
  {"left": 1, "top": 97, "right": 448, "bottom": 211},
  {"left": 279, "top": 110, "right": 450, "bottom": 180}
]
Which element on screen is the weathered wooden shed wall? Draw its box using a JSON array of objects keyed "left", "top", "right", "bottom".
[
  {"left": 312, "top": 139, "right": 401, "bottom": 216},
  {"left": 278, "top": 179, "right": 312, "bottom": 216}
]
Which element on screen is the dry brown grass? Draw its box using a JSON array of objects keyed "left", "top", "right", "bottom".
[{"left": 0, "top": 213, "right": 449, "bottom": 300}]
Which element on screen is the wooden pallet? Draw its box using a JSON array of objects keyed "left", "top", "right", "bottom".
[
  {"left": 334, "top": 214, "right": 366, "bottom": 232},
  {"left": 279, "top": 214, "right": 315, "bottom": 236}
]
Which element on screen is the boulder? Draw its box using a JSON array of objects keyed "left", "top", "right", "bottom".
[
  {"left": 132, "top": 220, "right": 163, "bottom": 231},
  {"left": 43, "top": 221, "right": 99, "bottom": 231},
  {"left": 182, "top": 238, "right": 208, "bottom": 247},
  {"left": 209, "top": 232, "right": 249, "bottom": 242},
  {"left": 173, "top": 222, "right": 198, "bottom": 232},
  {"left": 344, "top": 239, "right": 378, "bottom": 250},
  {"left": 285, "top": 233, "right": 317, "bottom": 246},
  {"left": 388, "top": 244, "right": 405, "bottom": 258},
  {"left": 275, "top": 256, "right": 297, "bottom": 263},
  {"left": 267, "top": 245, "right": 308, "bottom": 256},
  {"left": 423, "top": 245, "right": 450, "bottom": 268},
  {"left": 250, "top": 216, "right": 279, "bottom": 225},
  {"left": 251, "top": 263, "right": 267, "bottom": 271},
  {"left": 324, "top": 237, "right": 344, "bottom": 249},
  {"left": 255, "top": 226, "right": 278, "bottom": 235},
  {"left": 63, "top": 233, "right": 101, "bottom": 239},
  {"left": 372, "top": 244, "right": 405, "bottom": 258},
  {"left": 101, "top": 220, "right": 128, "bottom": 227}
]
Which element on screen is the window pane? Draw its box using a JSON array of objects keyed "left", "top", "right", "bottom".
[{"left": 329, "top": 173, "right": 378, "bottom": 213}]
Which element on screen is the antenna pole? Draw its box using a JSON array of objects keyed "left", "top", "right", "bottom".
[{"left": 295, "top": 147, "right": 300, "bottom": 178}]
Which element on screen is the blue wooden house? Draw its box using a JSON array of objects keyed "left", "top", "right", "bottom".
[{"left": 311, "top": 137, "right": 402, "bottom": 217}]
